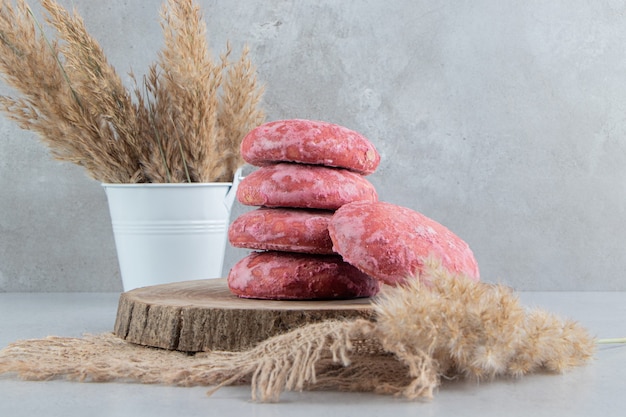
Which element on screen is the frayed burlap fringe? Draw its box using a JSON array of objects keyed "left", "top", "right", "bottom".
[
  {"left": 0, "top": 261, "right": 596, "bottom": 402},
  {"left": 0, "top": 324, "right": 411, "bottom": 402}
]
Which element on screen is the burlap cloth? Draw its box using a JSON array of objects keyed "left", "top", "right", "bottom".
[{"left": 0, "top": 262, "right": 595, "bottom": 402}]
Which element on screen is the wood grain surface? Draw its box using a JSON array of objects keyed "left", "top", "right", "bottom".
[{"left": 113, "top": 278, "right": 375, "bottom": 352}]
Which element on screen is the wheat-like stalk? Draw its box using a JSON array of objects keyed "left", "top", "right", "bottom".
[
  {"left": 0, "top": 0, "right": 265, "bottom": 183},
  {"left": 0, "top": 0, "right": 121, "bottom": 183},
  {"left": 41, "top": 0, "right": 145, "bottom": 182},
  {"left": 216, "top": 44, "right": 265, "bottom": 182},
  {"left": 597, "top": 337, "right": 626, "bottom": 344},
  {"left": 373, "top": 257, "right": 596, "bottom": 385},
  {"left": 152, "top": 0, "right": 219, "bottom": 183}
]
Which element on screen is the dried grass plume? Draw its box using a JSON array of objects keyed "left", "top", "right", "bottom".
[{"left": 0, "top": 0, "right": 265, "bottom": 183}]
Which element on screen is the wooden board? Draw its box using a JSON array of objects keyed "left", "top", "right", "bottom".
[{"left": 113, "top": 278, "right": 375, "bottom": 352}]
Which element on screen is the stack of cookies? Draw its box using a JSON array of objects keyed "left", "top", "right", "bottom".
[{"left": 227, "top": 119, "right": 381, "bottom": 300}]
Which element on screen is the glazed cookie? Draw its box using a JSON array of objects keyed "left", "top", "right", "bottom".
[
  {"left": 329, "top": 201, "right": 480, "bottom": 286},
  {"left": 236, "top": 163, "right": 378, "bottom": 210},
  {"left": 227, "top": 251, "right": 380, "bottom": 300},
  {"left": 228, "top": 207, "right": 335, "bottom": 254},
  {"left": 241, "top": 119, "right": 380, "bottom": 175}
]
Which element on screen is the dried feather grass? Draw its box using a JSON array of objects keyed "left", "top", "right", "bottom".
[
  {"left": 216, "top": 44, "right": 265, "bottom": 182},
  {"left": 0, "top": 0, "right": 264, "bottom": 183},
  {"left": 0, "top": 259, "right": 595, "bottom": 403}
]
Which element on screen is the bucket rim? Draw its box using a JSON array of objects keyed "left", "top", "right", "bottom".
[{"left": 101, "top": 181, "right": 233, "bottom": 189}]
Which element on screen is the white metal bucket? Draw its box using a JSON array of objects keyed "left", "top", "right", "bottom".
[{"left": 102, "top": 170, "right": 241, "bottom": 291}]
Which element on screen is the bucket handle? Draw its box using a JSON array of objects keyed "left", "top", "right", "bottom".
[{"left": 224, "top": 166, "right": 244, "bottom": 211}]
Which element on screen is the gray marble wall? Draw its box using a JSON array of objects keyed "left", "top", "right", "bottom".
[{"left": 2, "top": 0, "right": 626, "bottom": 291}]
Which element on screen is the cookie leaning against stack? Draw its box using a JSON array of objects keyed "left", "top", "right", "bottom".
[{"left": 228, "top": 119, "right": 381, "bottom": 300}]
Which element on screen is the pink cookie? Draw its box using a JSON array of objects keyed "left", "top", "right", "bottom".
[
  {"left": 241, "top": 119, "right": 380, "bottom": 175},
  {"left": 228, "top": 208, "right": 335, "bottom": 254},
  {"left": 328, "top": 201, "right": 480, "bottom": 286},
  {"left": 227, "top": 251, "right": 380, "bottom": 300},
  {"left": 236, "top": 163, "right": 378, "bottom": 210}
]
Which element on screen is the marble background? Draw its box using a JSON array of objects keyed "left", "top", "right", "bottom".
[{"left": 2, "top": 0, "right": 626, "bottom": 291}]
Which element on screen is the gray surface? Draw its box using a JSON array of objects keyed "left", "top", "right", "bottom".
[
  {"left": 0, "top": 291, "right": 624, "bottom": 416},
  {"left": 3, "top": 1, "right": 626, "bottom": 291}
]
